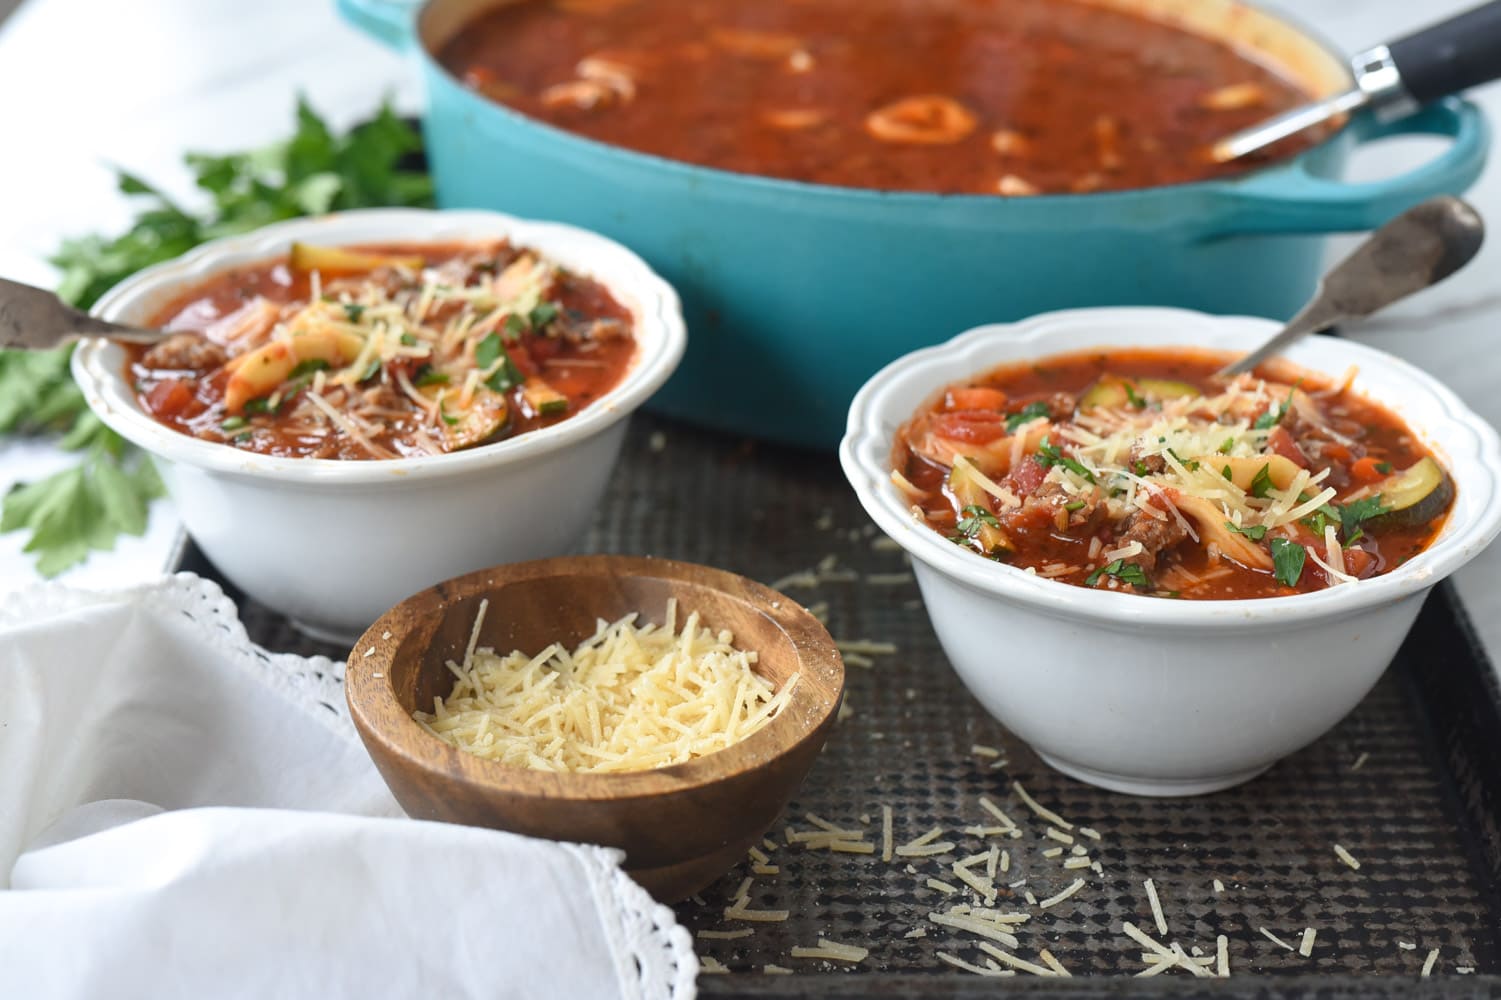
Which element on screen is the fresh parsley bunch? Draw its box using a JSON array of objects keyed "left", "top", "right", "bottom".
[{"left": 2, "top": 98, "right": 433, "bottom": 576}]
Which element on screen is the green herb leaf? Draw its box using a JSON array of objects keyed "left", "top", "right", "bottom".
[
  {"left": 1225, "top": 521, "right": 1268, "bottom": 541},
  {"left": 529, "top": 302, "right": 560, "bottom": 329},
  {"left": 414, "top": 367, "right": 450, "bottom": 388},
  {"left": 343, "top": 302, "right": 366, "bottom": 323},
  {"left": 485, "top": 355, "right": 526, "bottom": 394},
  {"left": 1218, "top": 436, "right": 1235, "bottom": 454},
  {"left": 1123, "top": 381, "right": 1146, "bottom": 409},
  {"left": 475, "top": 332, "right": 503, "bottom": 370},
  {"left": 288, "top": 358, "right": 330, "bottom": 380},
  {"left": 1270, "top": 537, "right": 1306, "bottom": 587},
  {"left": 1084, "top": 558, "right": 1150, "bottom": 589},
  {"left": 1253, "top": 388, "right": 1296, "bottom": 431},
  {"left": 1064, "top": 500, "right": 1086, "bottom": 512},
  {"left": 1339, "top": 494, "right": 1390, "bottom": 537},
  {"left": 1035, "top": 437, "right": 1095, "bottom": 483},
  {"left": 1249, "top": 464, "right": 1275, "bottom": 498},
  {"left": 399, "top": 332, "right": 418, "bottom": 347},
  {"left": 955, "top": 503, "right": 1001, "bottom": 539},
  {"left": 502, "top": 314, "right": 528, "bottom": 340},
  {"left": 220, "top": 416, "right": 247, "bottom": 432},
  {"left": 1004, "top": 401, "right": 1050, "bottom": 433},
  {"left": 1, "top": 446, "right": 163, "bottom": 577},
  {"left": 1375, "top": 461, "right": 1392, "bottom": 474}
]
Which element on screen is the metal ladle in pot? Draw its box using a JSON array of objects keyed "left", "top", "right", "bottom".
[{"left": 1217, "top": 195, "right": 1483, "bottom": 377}]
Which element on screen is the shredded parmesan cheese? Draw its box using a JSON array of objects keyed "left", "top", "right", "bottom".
[{"left": 415, "top": 600, "right": 796, "bottom": 772}]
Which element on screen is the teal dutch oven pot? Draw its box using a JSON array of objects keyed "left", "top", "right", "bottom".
[{"left": 339, "top": 0, "right": 1489, "bottom": 448}]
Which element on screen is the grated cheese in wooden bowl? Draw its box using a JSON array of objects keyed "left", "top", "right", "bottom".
[{"left": 414, "top": 598, "right": 798, "bottom": 772}]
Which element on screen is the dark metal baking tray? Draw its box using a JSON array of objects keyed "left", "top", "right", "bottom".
[{"left": 204, "top": 412, "right": 1501, "bottom": 998}]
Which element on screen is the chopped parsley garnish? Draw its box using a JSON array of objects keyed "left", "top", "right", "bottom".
[
  {"left": 1064, "top": 500, "right": 1086, "bottom": 512},
  {"left": 1253, "top": 388, "right": 1296, "bottom": 430},
  {"left": 399, "top": 332, "right": 418, "bottom": 347},
  {"left": 288, "top": 359, "right": 330, "bottom": 380},
  {"left": 1085, "top": 559, "right": 1151, "bottom": 589},
  {"left": 1123, "top": 381, "right": 1146, "bottom": 409},
  {"left": 503, "top": 314, "right": 528, "bottom": 339},
  {"left": 1004, "top": 401, "right": 1050, "bottom": 432},
  {"left": 1134, "top": 460, "right": 1149, "bottom": 477},
  {"left": 475, "top": 332, "right": 503, "bottom": 369},
  {"left": 220, "top": 416, "right": 247, "bottom": 432},
  {"left": 530, "top": 302, "right": 560, "bottom": 329},
  {"left": 1249, "top": 463, "right": 1275, "bottom": 498},
  {"left": 1338, "top": 494, "right": 1390, "bottom": 546},
  {"left": 474, "top": 332, "right": 527, "bottom": 392},
  {"left": 1375, "top": 461, "right": 1392, "bottom": 474},
  {"left": 1221, "top": 465, "right": 1233, "bottom": 481},
  {"left": 358, "top": 358, "right": 382, "bottom": 382},
  {"left": 1165, "top": 448, "right": 1198, "bottom": 472},
  {"left": 1218, "top": 436, "right": 1236, "bottom": 454},
  {"left": 955, "top": 504, "right": 1001, "bottom": 539},
  {"left": 439, "top": 405, "right": 459, "bottom": 426},
  {"left": 1270, "top": 537, "right": 1306, "bottom": 587},
  {"left": 1225, "top": 521, "right": 1268, "bottom": 541},
  {"left": 342, "top": 302, "right": 365, "bottom": 323},
  {"left": 414, "top": 367, "right": 449, "bottom": 388},
  {"left": 1035, "top": 436, "right": 1095, "bottom": 483},
  {"left": 243, "top": 397, "right": 277, "bottom": 416}
]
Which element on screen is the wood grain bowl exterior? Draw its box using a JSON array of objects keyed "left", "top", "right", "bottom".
[{"left": 345, "top": 555, "right": 845, "bottom": 900}]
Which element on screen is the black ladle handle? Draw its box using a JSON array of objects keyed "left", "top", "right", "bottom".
[{"left": 1388, "top": 0, "right": 1501, "bottom": 106}]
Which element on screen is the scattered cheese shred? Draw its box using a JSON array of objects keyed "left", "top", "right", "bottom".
[
  {"left": 1217, "top": 934, "right": 1230, "bottom": 978},
  {"left": 937, "top": 951, "right": 1010, "bottom": 977},
  {"left": 1259, "top": 928, "right": 1294, "bottom": 951},
  {"left": 977, "top": 943, "right": 1055, "bottom": 977},
  {"left": 1334, "top": 844, "right": 1361, "bottom": 871},
  {"left": 881, "top": 805, "right": 894, "bottom": 862},
  {"left": 1299, "top": 928, "right": 1316, "bottom": 958},
  {"left": 1012, "top": 782, "right": 1071, "bottom": 829},
  {"left": 1422, "top": 948, "right": 1440, "bottom": 977},
  {"left": 1144, "top": 879, "right": 1168, "bottom": 936},
  {"left": 1039, "top": 879, "right": 1086, "bottom": 909},
  {"left": 697, "top": 929, "right": 753, "bottom": 940},
  {"left": 791, "top": 938, "right": 869, "bottom": 963}
]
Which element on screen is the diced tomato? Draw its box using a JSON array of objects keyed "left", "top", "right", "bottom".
[
  {"left": 146, "top": 379, "right": 195, "bottom": 418},
  {"left": 1005, "top": 455, "right": 1047, "bottom": 496},
  {"left": 506, "top": 343, "right": 540, "bottom": 378},
  {"left": 933, "top": 411, "right": 1007, "bottom": 443},
  {"left": 944, "top": 387, "right": 1008, "bottom": 412},
  {"left": 1350, "top": 456, "right": 1386, "bottom": 485},
  {"left": 1265, "top": 425, "right": 1309, "bottom": 468}
]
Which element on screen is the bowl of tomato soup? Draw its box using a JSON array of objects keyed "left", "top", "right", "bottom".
[
  {"left": 72, "top": 209, "right": 686, "bottom": 641},
  {"left": 339, "top": 0, "right": 1487, "bottom": 447},
  {"left": 840, "top": 307, "right": 1501, "bottom": 796}
]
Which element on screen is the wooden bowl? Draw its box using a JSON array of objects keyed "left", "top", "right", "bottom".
[{"left": 345, "top": 554, "right": 845, "bottom": 901}]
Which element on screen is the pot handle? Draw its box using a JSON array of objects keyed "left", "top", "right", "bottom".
[
  {"left": 1210, "top": 97, "right": 1489, "bottom": 236},
  {"left": 336, "top": 0, "right": 421, "bottom": 50}
]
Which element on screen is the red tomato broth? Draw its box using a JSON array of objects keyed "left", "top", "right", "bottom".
[
  {"left": 127, "top": 241, "right": 636, "bottom": 460},
  {"left": 893, "top": 348, "right": 1452, "bottom": 599},
  {"left": 437, "top": 0, "right": 1325, "bottom": 196}
]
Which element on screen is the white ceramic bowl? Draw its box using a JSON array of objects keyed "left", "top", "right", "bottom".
[
  {"left": 841, "top": 307, "right": 1501, "bottom": 796},
  {"left": 73, "top": 209, "right": 686, "bottom": 643}
]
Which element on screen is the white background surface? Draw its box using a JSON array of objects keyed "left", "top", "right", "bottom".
[{"left": 1, "top": 0, "right": 1498, "bottom": 660}]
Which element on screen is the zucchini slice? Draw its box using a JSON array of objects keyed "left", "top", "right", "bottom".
[
  {"left": 1370, "top": 456, "right": 1453, "bottom": 528},
  {"left": 1079, "top": 375, "right": 1198, "bottom": 411},
  {"left": 429, "top": 385, "right": 510, "bottom": 452},
  {"left": 947, "top": 460, "right": 1014, "bottom": 557},
  {"left": 521, "top": 378, "right": 570, "bottom": 417}
]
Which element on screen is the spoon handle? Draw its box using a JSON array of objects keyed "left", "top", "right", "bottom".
[
  {"left": 1217, "top": 195, "right": 1484, "bottom": 377},
  {"left": 0, "top": 276, "right": 162, "bottom": 351}
]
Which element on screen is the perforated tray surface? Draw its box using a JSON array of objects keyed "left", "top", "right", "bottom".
[{"left": 213, "top": 413, "right": 1501, "bottom": 998}]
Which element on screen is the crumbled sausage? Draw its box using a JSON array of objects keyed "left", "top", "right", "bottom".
[
  {"left": 140, "top": 333, "right": 227, "bottom": 372},
  {"left": 1116, "top": 510, "right": 1188, "bottom": 572}
]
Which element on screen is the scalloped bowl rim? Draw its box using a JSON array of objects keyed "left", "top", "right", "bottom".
[
  {"left": 71, "top": 208, "right": 686, "bottom": 484},
  {"left": 840, "top": 306, "right": 1501, "bottom": 630}
]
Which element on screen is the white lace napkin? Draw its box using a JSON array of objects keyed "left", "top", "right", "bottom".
[{"left": 0, "top": 575, "right": 696, "bottom": 999}]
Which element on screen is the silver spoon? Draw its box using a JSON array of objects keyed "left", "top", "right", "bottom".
[
  {"left": 1218, "top": 195, "right": 1484, "bottom": 377},
  {"left": 0, "top": 276, "right": 165, "bottom": 350}
]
